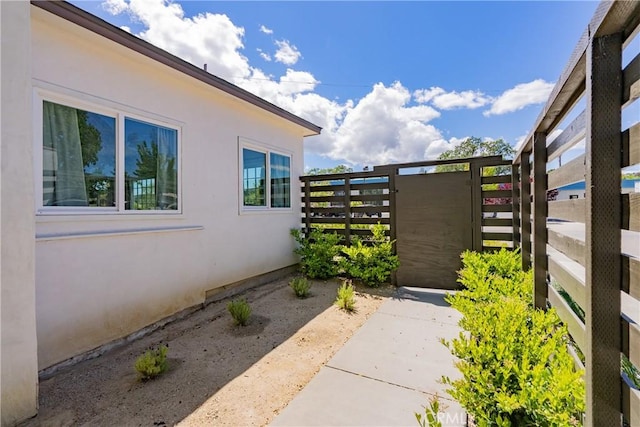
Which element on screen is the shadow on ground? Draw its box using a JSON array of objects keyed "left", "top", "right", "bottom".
[{"left": 21, "top": 276, "right": 377, "bottom": 426}]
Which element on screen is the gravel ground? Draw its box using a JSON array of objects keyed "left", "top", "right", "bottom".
[{"left": 21, "top": 276, "right": 393, "bottom": 427}]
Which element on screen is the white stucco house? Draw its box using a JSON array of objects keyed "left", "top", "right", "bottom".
[{"left": 1, "top": 1, "right": 320, "bottom": 424}]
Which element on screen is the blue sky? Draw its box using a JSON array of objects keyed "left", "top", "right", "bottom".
[{"left": 71, "top": 0, "right": 634, "bottom": 172}]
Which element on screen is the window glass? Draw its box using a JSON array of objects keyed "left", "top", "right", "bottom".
[
  {"left": 124, "top": 118, "right": 178, "bottom": 210},
  {"left": 42, "top": 101, "right": 116, "bottom": 207},
  {"left": 270, "top": 152, "right": 290, "bottom": 208},
  {"left": 243, "top": 148, "right": 266, "bottom": 207}
]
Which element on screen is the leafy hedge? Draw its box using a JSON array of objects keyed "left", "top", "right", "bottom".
[
  {"left": 443, "top": 249, "right": 585, "bottom": 426},
  {"left": 291, "top": 223, "right": 399, "bottom": 286}
]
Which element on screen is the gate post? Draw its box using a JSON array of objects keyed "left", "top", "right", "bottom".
[{"left": 470, "top": 161, "right": 483, "bottom": 251}]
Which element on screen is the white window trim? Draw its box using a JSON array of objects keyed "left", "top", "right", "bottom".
[
  {"left": 34, "top": 89, "right": 183, "bottom": 216},
  {"left": 238, "top": 137, "right": 293, "bottom": 214}
]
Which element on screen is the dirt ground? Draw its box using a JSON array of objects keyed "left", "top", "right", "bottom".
[{"left": 22, "top": 276, "right": 394, "bottom": 427}]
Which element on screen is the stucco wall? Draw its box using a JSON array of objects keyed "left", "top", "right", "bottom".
[
  {"left": 31, "top": 7, "right": 308, "bottom": 369},
  {"left": 1, "top": 2, "right": 39, "bottom": 425}
]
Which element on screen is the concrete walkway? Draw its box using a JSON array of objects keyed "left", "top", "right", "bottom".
[{"left": 271, "top": 287, "right": 466, "bottom": 427}]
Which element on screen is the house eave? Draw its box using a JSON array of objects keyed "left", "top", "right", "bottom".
[{"left": 31, "top": 0, "right": 322, "bottom": 137}]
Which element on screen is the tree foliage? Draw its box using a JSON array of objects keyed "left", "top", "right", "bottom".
[
  {"left": 306, "top": 165, "right": 353, "bottom": 175},
  {"left": 435, "top": 137, "right": 514, "bottom": 174}
]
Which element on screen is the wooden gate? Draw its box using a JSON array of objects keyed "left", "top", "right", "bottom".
[
  {"left": 299, "top": 156, "right": 515, "bottom": 289},
  {"left": 394, "top": 171, "right": 472, "bottom": 289}
]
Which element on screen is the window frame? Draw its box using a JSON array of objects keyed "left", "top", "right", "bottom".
[
  {"left": 34, "top": 89, "right": 182, "bottom": 216},
  {"left": 238, "top": 138, "right": 293, "bottom": 213}
]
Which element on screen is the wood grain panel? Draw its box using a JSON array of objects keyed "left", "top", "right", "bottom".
[{"left": 395, "top": 171, "right": 472, "bottom": 289}]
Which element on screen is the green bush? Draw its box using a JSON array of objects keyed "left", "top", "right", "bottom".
[
  {"left": 415, "top": 394, "right": 443, "bottom": 427},
  {"left": 442, "top": 248, "right": 585, "bottom": 425},
  {"left": 291, "top": 228, "right": 342, "bottom": 279},
  {"left": 335, "top": 280, "right": 356, "bottom": 312},
  {"left": 340, "top": 223, "right": 399, "bottom": 287},
  {"left": 134, "top": 345, "right": 168, "bottom": 381},
  {"left": 289, "top": 276, "right": 311, "bottom": 298},
  {"left": 227, "top": 298, "right": 252, "bottom": 326}
]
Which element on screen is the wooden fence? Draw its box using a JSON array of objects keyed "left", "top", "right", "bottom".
[
  {"left": 512, "top": 1, "right": 640, "bottom": 425},
  {"left": 299, "top": 170, "right": 392, "bottom": 245}
]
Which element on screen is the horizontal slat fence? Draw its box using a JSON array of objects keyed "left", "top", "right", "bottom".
[
  {"left": 300, "top": 171, "right": 391, "bottom": 245},
  {"left": 512, "top": 1, "right": 640, "bottom": 425}
]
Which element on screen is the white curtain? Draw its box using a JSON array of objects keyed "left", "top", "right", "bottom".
[{"left": 43, "top": 101, "right": 88, "bottom": 206}]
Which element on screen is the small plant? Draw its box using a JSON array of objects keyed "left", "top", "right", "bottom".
[
  {"left": 289, "top": 276, "right": 311, "bottom": 298},
  {"left": 415, "top": 394, "right": 444, "bottom": 427},
  {"left": 340, "top": 223, "right": 399, "bottom": 287},
  {"left": 227, "top": 298, "right": 251, "bottom": 326},
  {"left": 290, "top": 228, "right": 342, "bottom": 279},
  {"left": 335, "top": 280, "right": 356, "bottom": 312},
  {"left": 134, "top": 345, "right": 168, "bottom": 381}
]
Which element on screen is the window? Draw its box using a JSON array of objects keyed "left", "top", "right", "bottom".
[
  {"left": 241, "top": 144, "right": 291, "bottom": 210},
  {"left": 40, "top": 99, "right": 179, "bottom": 213}
]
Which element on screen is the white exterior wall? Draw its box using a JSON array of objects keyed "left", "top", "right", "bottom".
[
  {"left": 1, "top": 2, "right": 39, "bottom": 425},
  {"left": 31, "top": 8, "right": 308, "bottom": 369}
]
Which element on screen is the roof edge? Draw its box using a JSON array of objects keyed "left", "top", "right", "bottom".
[{"left": 31, "top": 0, "right": 322, "bottom": 136}]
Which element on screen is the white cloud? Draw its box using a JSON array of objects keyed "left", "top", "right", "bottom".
[
  {"left": 104, "top": 0, "right": 251, "bottom": 80},
  {"left": 257, "top": 48, "right": 271, "bottom": 61},
  {"left": 414, "top": 87, "right": 445, "bottom": 104},
  {"left": 327, "top": 82, "right": 446, "bottom": 165},
  {"left": 484, "top": 79, "right": 554, "bottom": 116},
  {"left": 259, "top": 25, "right": 273, "bottom": 35},
  {"left": 415, "top": 87, "right": 490, "bottom": 110},
  {"left": 120, "top": 25, "right": 132, "bottom": 33},
  {"left": 102, "top": 0, "right": 128, "bottom": 15},
  {"left": 274, "top": 40, "right": 301, "bottom": 65}
]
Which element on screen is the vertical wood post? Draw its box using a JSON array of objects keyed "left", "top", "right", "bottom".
[
  {"left": 520, "top": 151, "right": 532, "bottom": 270},
  {"left": 304, "top": 179, "right": 311, "bottom": 235},
  {"left": 344, "top": 176, "right": 351, "bottom": 246},
  {"left": 511, "top": 164, "right": 521, "bottom": 249},
  {"left": 532, "top": 132, "right": 548, "bottom": 309},
  {"left": 388, "top": 168, "right": 398, "bottom": 285},
  {"left": 584, "top": 32, "right": 622, "bottom": 427},
  {"left": 470, "top": 161, "right": 483, "bottom": 251}
]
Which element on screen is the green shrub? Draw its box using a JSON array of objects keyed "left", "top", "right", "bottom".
[
  {"left": 134, "top": 345, "right": 168, "bottom": 381},
  {"left": 335, "top": 280, "right": 356, "bottom": 312},
  {"left": 415, "top": 394, "right": 443, "bottom": 427},
  {"left": 227, "top": 298, "right": 252, "bottom": 326},
  {"left": 340, "top": 223, "right": 399, "bottom": 287},
  {"left": 289, "top": 276, "right": 311, "bottom": 298},
  {"left": 442, "top": 248, "right": 585, "bottom": 425},
  {"left": 291, "top": 228, "right": 342, "bottom": 279}
]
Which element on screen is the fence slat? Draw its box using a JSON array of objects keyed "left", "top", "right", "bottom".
[
  {"left": 627, "top": 318, "right": 640, "bottom": 379},
  {"left": 623, "top": 193, "right": 640, "bottom": 232},
  {"left": 623, "top": 255, "right": 640, "bottom": 300},
  {"left": 548, "top": 228, "right": 585, "bottom": 265},
  {"left": 622, "top": 121, "right": 640, "bottom": 168},
  {"left": 482, "top": 190, "right": 512, "bottom": 198},
  {"left": 520, "top": 152, "right": 532, "bottom": 270},
  {"left": 548, "top": 284, "right": 586, "bottom": 351},
  {"left": 547, "top": 153, "right": 586, "bottom": 190},
  {"left": 548, "top": 199, "right": 586, "bottom": 223},
  {"left": 481, "top": 175, "right": 512, "bottom": 184},
  {"left": 623, "top": 50, "right": 640, "bottom": 106},
  {"left": 547, "top": 110, "right": 586, "bottom": 162},
  {"left": 482, "top": 218, "right": 513, "bottom": 227},
  {"left": 548, "top": 249, "right": 586, "bottom": 310}
]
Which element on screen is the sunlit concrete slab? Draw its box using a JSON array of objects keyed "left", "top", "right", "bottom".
[
  {"left": 271, "top": 287, "right": 465, "bottom": 427},
  {"left": 271, "top": 367, "right": 465, "bottom": 427}
]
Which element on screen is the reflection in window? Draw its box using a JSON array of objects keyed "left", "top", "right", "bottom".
[
  {"left": 124, "top": 118, "right": 178, "bottom": 210},
  {"left": 270, "top": 152, "right": 290, "bottom": 208},
  {"left": 243, "top": 148, "right": 266, "bottom": 207},
  {"left": 42, "top": 101, "right": 116, "bottom": 207}
]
